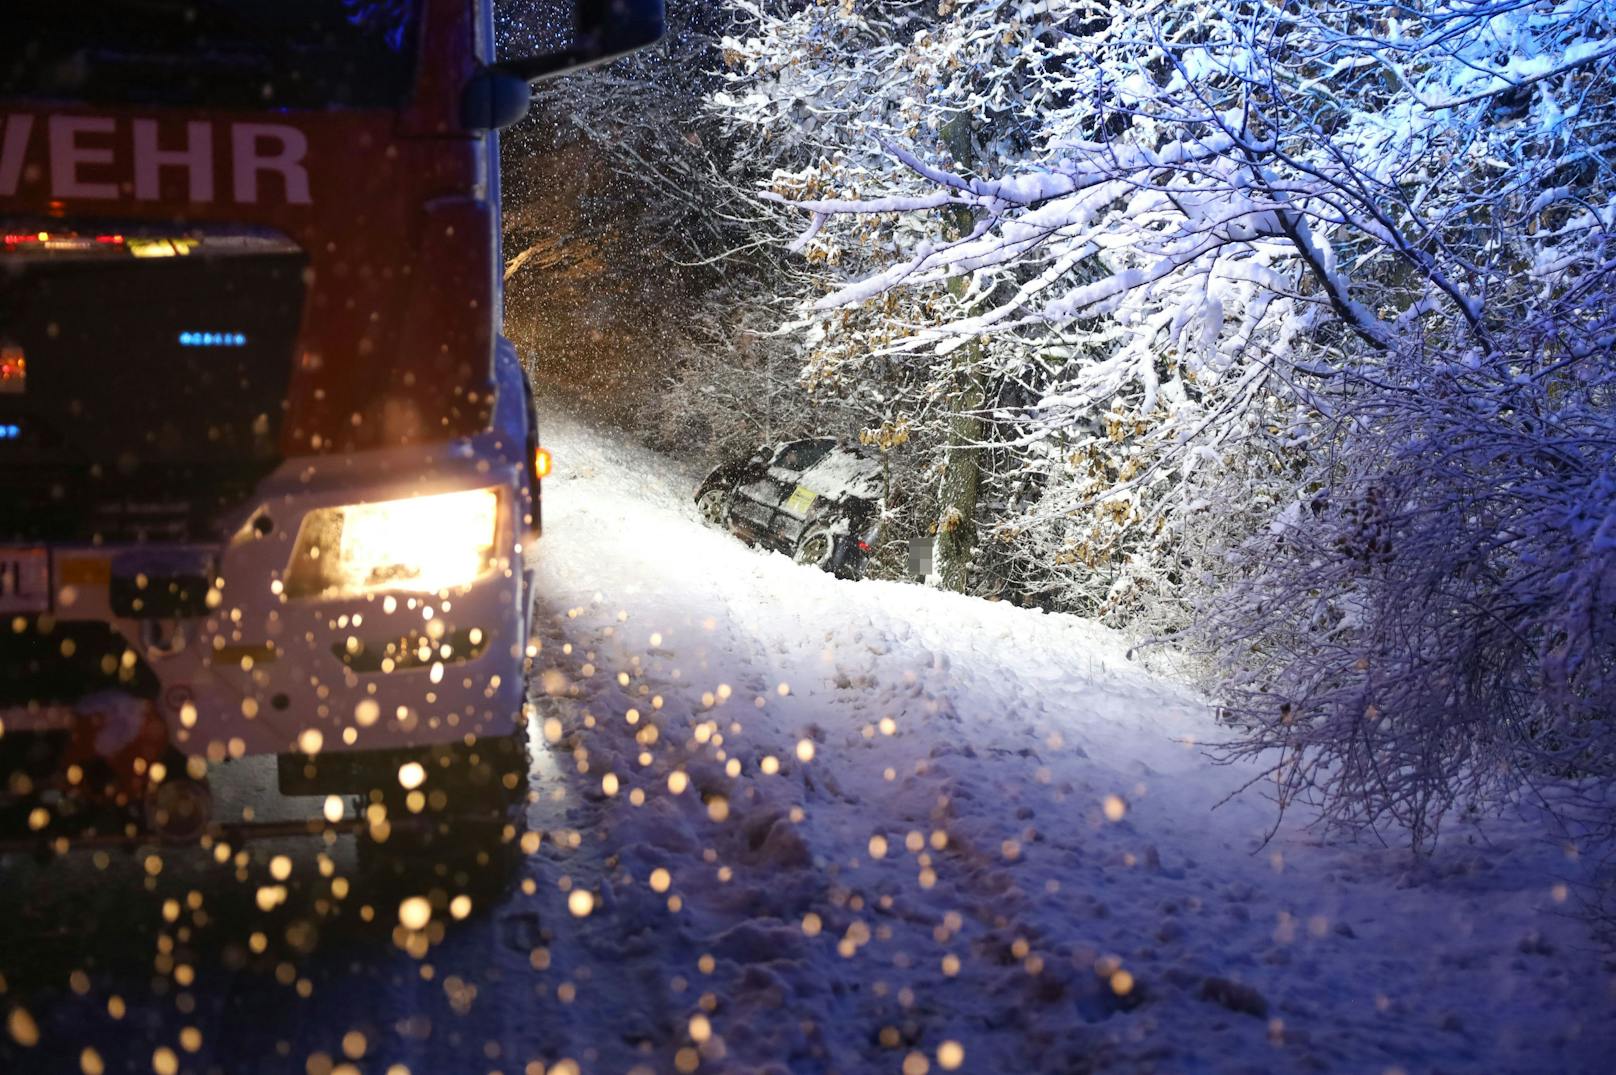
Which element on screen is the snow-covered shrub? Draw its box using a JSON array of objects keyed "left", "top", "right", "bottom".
[{"left": 1202, "top": 340, "right": 1616, "bottom": 849}]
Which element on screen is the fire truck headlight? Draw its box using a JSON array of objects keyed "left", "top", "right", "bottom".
[{"left": 284, "top": 488, "right": 501, "bottom": 599}]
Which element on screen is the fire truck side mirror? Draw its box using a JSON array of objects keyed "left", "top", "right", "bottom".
[
  {"left": 495, "top": 0, "right": 666, "bottom": 84},
  {"left": 463, "top": 69, "right": 534, "bottom": 130}
]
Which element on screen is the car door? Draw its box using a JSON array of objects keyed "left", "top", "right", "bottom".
[{"left": 766, "top": 439, "right": 837, "bottom": 550}]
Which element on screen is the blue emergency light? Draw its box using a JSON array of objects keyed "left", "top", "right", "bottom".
[{"left": 179, "top": 332, "right": 248, "bottom": 347}]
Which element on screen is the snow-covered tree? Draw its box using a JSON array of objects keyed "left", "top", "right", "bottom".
[
  {"left": 716, "top": 0, "right": 1616, "bottom": 846},
  {"left": 711, "top": 0, "right": 1319, "bottom": 613}
]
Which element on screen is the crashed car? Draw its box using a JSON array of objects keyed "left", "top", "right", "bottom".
[{"left": 696, "top": 438, "right": 883, "bottom": 579}]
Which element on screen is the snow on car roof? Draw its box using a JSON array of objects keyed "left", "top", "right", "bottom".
[{"left": 801, "top": 445, "right": 882, "bottom": 501}]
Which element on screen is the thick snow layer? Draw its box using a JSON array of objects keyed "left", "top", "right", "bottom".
[
  {"left": 801, "top": 448, "right": 882, "bottom": 503},
  {"left": 525, "top": 414, "right": 1615, "bottom": 1074}
]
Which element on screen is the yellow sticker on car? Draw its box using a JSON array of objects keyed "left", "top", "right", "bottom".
[{"left": 784, "top": 485, "right": 819, "bottom": 515}]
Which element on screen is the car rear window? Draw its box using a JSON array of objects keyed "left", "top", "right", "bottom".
[
  {"left": 774, "top": 440, "right": 834, "bottom": 471},
  {"left": 2, "top": 0, "right": 419, "bottom": 109}
]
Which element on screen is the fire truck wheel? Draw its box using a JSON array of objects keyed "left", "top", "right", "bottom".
[{"left": 145, "top": 773, "right": 213, "bottom": 844}]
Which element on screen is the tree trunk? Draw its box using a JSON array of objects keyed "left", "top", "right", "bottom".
[
  {"left": 935, "top": 364, "right": 984, "bottom": 592},
  {"left": 934, "top": 113, "right": 985, "bottom": 594}
]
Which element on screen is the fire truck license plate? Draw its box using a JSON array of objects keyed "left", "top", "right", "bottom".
[{"left": 0, "top": 548, "right": 49, "bottom": 614}]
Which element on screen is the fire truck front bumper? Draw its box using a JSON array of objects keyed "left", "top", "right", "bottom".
[{"left": 1, "top": 433, "right": 539, "bottom": 765}]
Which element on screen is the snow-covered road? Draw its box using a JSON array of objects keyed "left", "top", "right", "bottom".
[
  {"left": 506, "top": 416, "right": 1613, "bottom": 1074},
  {"left": 2, "top": 415, "right": 1610, "bottom": 1074}
]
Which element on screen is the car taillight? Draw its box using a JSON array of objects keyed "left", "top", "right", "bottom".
[{"left": 534, "top": 447, "right": 553, "bottom": 479}]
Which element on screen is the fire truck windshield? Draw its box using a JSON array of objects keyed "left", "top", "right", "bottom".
[{"left": 3, "top": 0, "right": 419, "bottom": 109}]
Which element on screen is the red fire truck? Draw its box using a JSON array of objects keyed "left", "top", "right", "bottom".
[{"left": 0, "top": 2, "right": 663, "bottom": 868}]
